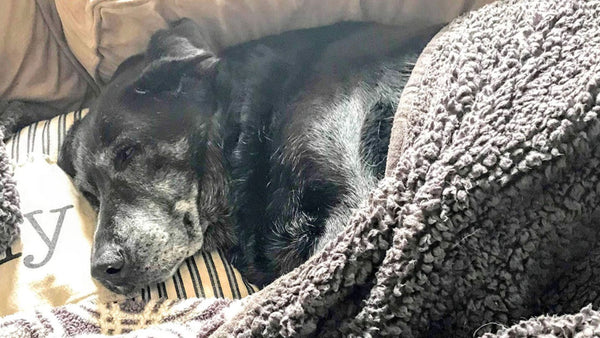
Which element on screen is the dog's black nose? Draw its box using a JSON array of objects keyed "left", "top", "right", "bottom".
[{"left": 91, "top": 244, "right": 127, "bottom": 282}]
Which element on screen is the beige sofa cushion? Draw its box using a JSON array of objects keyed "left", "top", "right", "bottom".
[
  {"left": 0, "top": 1, "right": 94, "bottom": 110},
  {"left": 55, "top": 0, "right": 494, "bottom": 83}
]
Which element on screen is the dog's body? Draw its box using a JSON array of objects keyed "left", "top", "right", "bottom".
[{"left": 59, "top": 19, "right": 431, "bottom": 292}]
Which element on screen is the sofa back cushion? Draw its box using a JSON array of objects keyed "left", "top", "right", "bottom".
[
  {"left": 0, "top": 0, "right": 94, "bottom": 110},
  {"left": 55, "top": 0, "right": 494, "bottom": 83}
]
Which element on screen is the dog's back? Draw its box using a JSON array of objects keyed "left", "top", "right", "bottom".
[
  {"left": 219, "top": 23, "right": 430, "bottom": 285},
  {"left": 58, "top": 20, "right": 433, "bottom": 292}
]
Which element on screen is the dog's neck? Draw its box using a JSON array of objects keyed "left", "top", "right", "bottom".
[
  {"left": 197, "top": 56, "right": 290, "bottom": 253},
  {"left": 194, "top": 118, "right": 236, "bottom": 252}
]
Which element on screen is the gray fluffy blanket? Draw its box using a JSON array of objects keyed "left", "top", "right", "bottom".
[
  {"left": 3, "top": 0, "right": 600, "bottom": 336},
  {"left": 0, "top": 125, "right": 21, "bottom": 254}
]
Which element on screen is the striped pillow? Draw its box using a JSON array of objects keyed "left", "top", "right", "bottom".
[
  {"left": 7, "top": 110, "right": 84, "bottom": 164},
  {"left": 1, "top": 110, "right": 256, "bottom": 316}
]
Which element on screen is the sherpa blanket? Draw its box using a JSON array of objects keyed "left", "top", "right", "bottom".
[
  {"left": 0, "top": 124, "right": 21, "bottom": 253},
  {"left": 3, "top": 0, "right": 600, "bottom": 336}
]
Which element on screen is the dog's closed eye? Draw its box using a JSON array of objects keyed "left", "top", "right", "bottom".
[{"left": 115, "top": 145, "right": 138, "bottom": 171}]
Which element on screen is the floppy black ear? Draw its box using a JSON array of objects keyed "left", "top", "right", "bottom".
[
  {"left": 58, "top": 119, "right": 82, "bottom": 178},
  {"left": 133, "top": 18, "right": 220, "bottom": 94}
]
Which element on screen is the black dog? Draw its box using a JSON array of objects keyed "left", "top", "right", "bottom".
[{"left": 58, "top": 19, "right": 432, "bottom": 292}]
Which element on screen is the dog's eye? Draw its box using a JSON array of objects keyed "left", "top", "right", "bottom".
[
  {"left": 121, "top": 146, "right": 136, "bottom": 160},
  {"left": 82, "top": 191, "right": 99, "bottom": 207},
  {"left": 134, "top": 87, "right": 149, "bottom": 95},
  {"left": 115, "top": 145, "right": 138, "bottom": 170}
]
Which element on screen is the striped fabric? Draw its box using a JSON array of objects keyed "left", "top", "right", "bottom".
[
  {"left": 7, "top": 109, "right": 84, "bottom": 165},
  {"left": 5, "top": 110, "right": 256, "bottom": 302},
  {"left": 138, "top": 250, "right": 257, "bottom": 302}
]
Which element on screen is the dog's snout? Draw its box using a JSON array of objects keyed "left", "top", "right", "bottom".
[{"left": 91, "top": 244, "right": 127, "bottom": 282}]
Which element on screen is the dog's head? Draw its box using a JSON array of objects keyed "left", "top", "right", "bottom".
[{"left": 58, "top": 19, "right": 231, "bottom": 294}]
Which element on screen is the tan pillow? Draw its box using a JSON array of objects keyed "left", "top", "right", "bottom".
[
  {"left": 0, "top": 0, "right": 92, "bottom": 110},
  {"left": 55, "top": 0, "right": 495, "bottom": 83},
  {"left": 0, "top": 111, "right": 256, "bottom": 317}
]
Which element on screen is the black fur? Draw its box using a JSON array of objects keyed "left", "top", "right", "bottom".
[
  {"left": 360, "top": 98, "right": 398, "bottom": 179},
  {"left": 0, "top": 101, "right": 63, "bottom": 140},
  {"left": 211, "top": 22, "right": 431, "bottom": 285},
  {"left": 59, "top": 19, "right": 435, "bottom": 291}
]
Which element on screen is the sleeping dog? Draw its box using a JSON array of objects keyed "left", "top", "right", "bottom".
[{"left": 58, "top": 19, "right": 433, "bottom": 293}]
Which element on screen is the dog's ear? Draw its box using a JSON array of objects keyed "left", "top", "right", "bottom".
[
  {"left": 58, "top": 119, "right": 82, "bottom": 178},
  {"left": 133, "top": 18, "right": 220, "bottom": 94}
]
